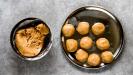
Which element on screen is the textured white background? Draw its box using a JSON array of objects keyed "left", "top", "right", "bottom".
[{"left": 0, "top": 0, "right": 132, "bottom": 75}]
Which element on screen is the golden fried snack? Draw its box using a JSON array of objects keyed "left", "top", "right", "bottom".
[
  {"left": 87, "top": 53, "right": 101, "bottom": 66},
  {"left": 101, "top": 51, "right": 113, "bottom": 63},
  {"left": 75, "top": 49, "right": 88, "bottom": 62},
  {"left": 80, "top": 36, "right": 93, "bottom": 49},
  {"left": 96, "top": 38, "right": 110, "bottom": 50},
  {"left": 62, "top": 24, "right": 75, "bottom": 37},
  {"left": 92, "top": 22, "right": 105, "bottom": 35},
  {"left": 76, "top": 22, "right": 90, "bottom": 35},
  {"left": 66, "top": 39, "right": 78, "bottom": 52}
]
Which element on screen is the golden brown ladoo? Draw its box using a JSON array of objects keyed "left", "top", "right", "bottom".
[
  {"left": 66, "top": 39, "right": 78, "bottom": 52},
  {"left": 62, "top": 21, "right": 114, "bottom": 68},
  {"left": 101, "top": 51, "right": 113, "bottom": 63},
  {"left": 87, "top": 53, "right": 101, "bottom": 66},
  {"left": 92, "top": 22, "right": 105, "bottom": 35},
  {"left": 15, "top": 24, "right": 49, "bottom": 57},
  {"left": 76, "top": 22, "right": 90, "bottom": 35},
  {"left": 80, "top": 36, "right": 93, "bottom": 49},
  {"left": 75, "top": 49, "right": 88, "bottom": 62},
  {"left": 62, "top": 24, "right": 75, "bottom": 37},
  {"left": 96, "top": 38, "right": 110, "bottom": 50}
]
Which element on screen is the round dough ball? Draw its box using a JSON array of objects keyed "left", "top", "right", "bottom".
[
  {"left": 101, "top": 51, "right": 113, "bottom": 63},
  {"left": 96, "top": 38, "right": 110, "bottom": 50},
  {"left": 62, "top": 24, "right": 75, "bottom": 37},
  {"left": 87, "top": 53, "right": 101, "bottom": 66},
  {"left": 92, "top": 22, "right": 105, "bottom": 35},
  {"left": 75, "top": 49, "right": 88, "bottom": 62},
  {"left": 66, "top": 39, "right": 78, "bottom": 52},
  {"left": 76, "top": 22, "right": 90, "bottom": 35},
  {"left": 80, "top": 37, "right": 93, "bottom": 49}
]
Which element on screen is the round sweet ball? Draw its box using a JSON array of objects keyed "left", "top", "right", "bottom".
[
  {"left": 92, "top": 22, "right": 105, "bottom": 35},
  {"left": 62, "top": 24, "right": 75, "bottom": 37},
  {"left": 76, "top": 22, "right": 90, "bottom": 35},
  {"left": 96, "top": 38, "right": 110, "bottom": 50},
  {"left": 66, "top": 39, "right": 78, "bottom": 52},
  {"left": 101, "top": 51, "right": 113, "bottom": 63},
  {"left": 75, "top": 49, "right": 88, "bottom": 62},
  {"left": 87, "top": 53, "right": 101, "bottom": 66},
  {"left": 80, "top": 36, "right": 93, "bottom": 49}
]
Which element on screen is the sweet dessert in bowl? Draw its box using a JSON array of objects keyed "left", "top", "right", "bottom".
[{"left": 10, "top": 18, "right": 52, "bottom": 61}]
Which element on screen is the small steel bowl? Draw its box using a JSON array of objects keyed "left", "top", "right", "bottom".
[
  {"left": 10, "top": 17, "right": 52, "bottom": 61},
  {"left": 60, "top": 6, "right": 124, "bottom": 69}
]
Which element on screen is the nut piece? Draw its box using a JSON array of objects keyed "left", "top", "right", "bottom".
[
  {"left": 101, "top": 51, "right": 113, "bottom": 63},
  {"left": 62, "top": 24, "right": 75, "bottom": 37},
  {"left": 87, "top": 53, "right": 101, "bottom": 66},
  {"left": 76, "top": 22, "right": 90, "bottom": 35},
  {"left": 92, "top": 22, "right": 105, "bottom": 35},
  {"left": 66, "top": 39, "right": 78, "bottom": 52},
  {"left": 80, "top": 36, "right": 93, "bottom": 49},
  {"left": 96, "top": 38, "right": 110, "bottom": 50},
  {"left": 75, "top": 49, "right": 88, "bottom": 62}
]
